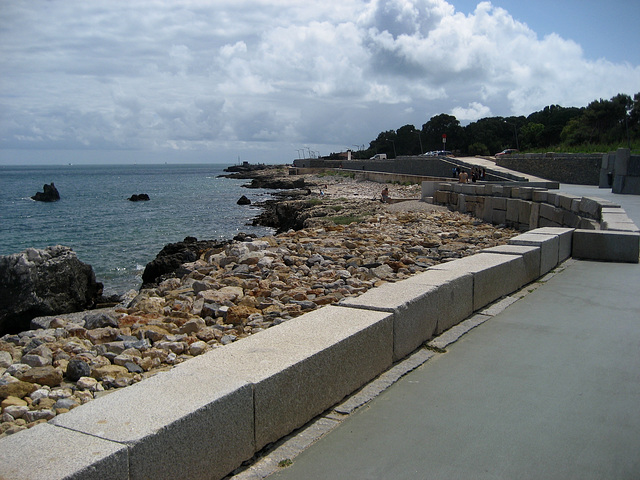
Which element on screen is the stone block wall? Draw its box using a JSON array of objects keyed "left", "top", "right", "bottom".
[
  {"left": 496, "top": 152, "right": 601, "bottom": 185},
  {"left": 431, "top": 183, "right": 628, "bottom": 232}
]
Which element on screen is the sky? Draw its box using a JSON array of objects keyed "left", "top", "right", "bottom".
[{"left": 1, "top": 0, "right": 639, "bottom": 165}]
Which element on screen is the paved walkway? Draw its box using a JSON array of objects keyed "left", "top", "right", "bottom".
[{"left": 266, "top": 185, "right": 640, "bottom": 480}]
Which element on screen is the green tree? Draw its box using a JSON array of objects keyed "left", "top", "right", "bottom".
[
  {"left": 396, "top": 124, "right": 423, "bottom": 155},
  {"left": 526, "top": 105, "right": 582, "bottom": 147},
  {"left": 421, "top": 114, "right": 464, "bottom": 152},
  {"left": 520, "top": 123, "right": 545, "bottom": 149}
]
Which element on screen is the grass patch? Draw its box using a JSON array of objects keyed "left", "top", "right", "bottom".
[
  {"left": 331, "top": 215, "right": 367, "bottom": 225},
  {"left": 330, "top": 205, "right": 343, "bottom": 212},
  {"left": 278, "top": 459, "right": 293, "bottom": 468},
  {"left": 306, "top": 198, "right": 323, "bottom": 206},
  {"left": 425, "top": 345, "right": 447, "bottom": 353},
  {"left": 317, "top": 170, "right": 355, "bottom": 179}
]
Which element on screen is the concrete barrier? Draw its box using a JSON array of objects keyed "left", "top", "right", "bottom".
[
  {"left": 429, "top": 253, "right": 526, "bottom": 311},
  {"left": 339, "top": 270, "right": 473, "bottom": 360},
  {"left": 572, "top": 230, "right": 640, "bottom": 263}
]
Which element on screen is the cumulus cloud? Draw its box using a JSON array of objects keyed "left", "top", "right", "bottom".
[{"left": 0, "top": 0, "right": 639, "bottom": 163}]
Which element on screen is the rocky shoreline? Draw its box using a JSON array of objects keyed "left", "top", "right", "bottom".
[{"left": 0, "top": 167, "right": 518, "bottom": 438}]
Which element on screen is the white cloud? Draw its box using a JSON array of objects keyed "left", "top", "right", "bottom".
[
  {"left": 0, "top": 0, "right": 639, "bottom": 164},
  {"left": 451, "top": 102, "right": 492, "bottom": 121}
]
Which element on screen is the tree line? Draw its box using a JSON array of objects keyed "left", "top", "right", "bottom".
[{"left": 334, "top": 92, "right": 639, "bottom": 159}]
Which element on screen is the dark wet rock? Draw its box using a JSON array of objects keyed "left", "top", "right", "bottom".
[
  {"left": 245, "top": 177, "right": 306, "bottom": 190},
  {"left": 66, "top": 358, "right": 91, "bottom": 381},
  {"left": 128, "top": 194, "right": 150, "bottom": 201},
  {"left": 141, "top": 237, "right": 227, "bottom": 287},
  {"left": 31, "top": 183, "right": 60, "bottom": 202},
  {"left": 237, "top": 195, "right": 251, "bottom": 205},
  {"left": 0, "top": 246, "right": 103, "bottom": 335}
]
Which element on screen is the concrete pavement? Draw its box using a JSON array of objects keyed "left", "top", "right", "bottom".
[{"left": 265, "top": 186, "right": 640, "bottom": 480}]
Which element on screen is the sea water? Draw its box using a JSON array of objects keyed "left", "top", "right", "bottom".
[{"left": 0, "top": 163, "right": 275, "bottom": 295}]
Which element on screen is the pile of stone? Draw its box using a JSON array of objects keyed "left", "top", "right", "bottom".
[{"left": 0, "top": 206, "right": 517, "bottom": 437}]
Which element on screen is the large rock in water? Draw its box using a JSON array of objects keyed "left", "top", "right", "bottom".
[
  {"left": 31, "top": 183, "right": 60, "bottom": 202},
  {"left": 0, "top": 246, "right": 103, "bottom": 335}
]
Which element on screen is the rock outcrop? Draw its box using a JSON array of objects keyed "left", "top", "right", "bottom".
[
  {"left": 141, "top": 237, "right": 227, "bottom": 287},
  {"left": 31, "top": 183, "right": 60, "bottom": 202},
  {"left": 128, "top": 194, "right": 150, "bottom": 202},
  {"left": 0, "top": 246, "right": 102, "bottom": 335},
  {"left": 237, "top": 195, "right": 251, "bottom": 205}
]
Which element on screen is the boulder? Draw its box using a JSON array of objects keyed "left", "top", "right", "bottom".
[
  {"left": 237, "top": 195, "right": 251, "bottom": 205},
  {"left": 141, "top": 237, "right": 227, "bottom": 286},
  {"left": 128, "top": 193, "right": 150, "bottom": 201},
  {"left": 31, "top": 182, "right": 60, "bottom": 202},
  {"left": 0, "top": 246, "right": 103, "bottom": 335},
  {"left": 66, "top": 358, "right": 91, "bottom": 381}
]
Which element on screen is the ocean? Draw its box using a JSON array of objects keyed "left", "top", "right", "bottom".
[{"left": 0, "top": 163, "right": 275, "bottom": 295}]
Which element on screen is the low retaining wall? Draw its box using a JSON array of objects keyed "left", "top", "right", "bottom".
[
  {"left": 2, "top": 210, "right": 639, "bottom": 480},
  {"left": 496, "top": 152, "right": 602, "bottom": 185},
  {"left": 428, "top": 181, "right": 640, "bottom": 234}
]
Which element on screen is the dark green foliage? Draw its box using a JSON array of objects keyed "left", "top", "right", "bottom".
[{"left": 350, "top": 92, "right": 639, "bottom": 158}]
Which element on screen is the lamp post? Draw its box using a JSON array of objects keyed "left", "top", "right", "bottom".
[
  {"left": 416, "top": 131, "right": 424, "bottom": 154},
  {"left": 505, "top": 121, "right": 519, "bottom": 150},
  {"left": 386, "top": 139, "right": 397, "bottom": 158}
]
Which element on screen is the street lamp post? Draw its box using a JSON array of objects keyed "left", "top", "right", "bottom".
[
  {"left": 387, "top": 139, "right": 397, "bottom": 158},
  {"left": 416, "top": 131, "right": 424, "bottom": 154},
  {"left": 505, "top": 121, "right": 519, "bottom": 150}
]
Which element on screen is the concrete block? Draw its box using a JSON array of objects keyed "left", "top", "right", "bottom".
[
  {"left": 527, "top": 227, "right": 574, "bottom": 262},
  {"left": 218, "top": 306, "right": 392, "bottom": 450},
  {"left": 481, "top": 245, "right": 541, "bottom": 286},
  {"left": 460, "top": 184, "right": 477, "bottom": 194},
  {"left": 0, "top": 423, "right": 128, "bottom": 480},
  {"left": 532, "top": 189, "right": 548, "bottom": 203},
  {"left": 437, "top": 182, "right": 453, "bottom": 191},
  {"left": 492, "top": 209, "right": 507, "bottom": 225},
  {"left": 539, "top": 203, "right": 564, "bottom": 224},
  {"left": 518, "top": 200, "right": 532, "bottom": 225},
  {"left": 458, "top": 193, "right": 467, "bottom": 213},
  {"left": 482, "top": 196, "right": 494, "bottom": 223},
  {"left": 578, "top": 218, "right": 599, "bottom": 230},
  {"left": 509, "top": 231, "right": 560, "bottom": 275},
  {"left": 570, "top": 198, "right": 581, "bottom": 214},
  {"left": 546, "top": 192, "right": 561, "bottom": 207},
  {"left": 562, "top": 210, "right": 581, "bottom": 229},
  {"left": 506, "top": 198, "right": 520, "bottom": 224},
  {"left": 529, "top": 202, "right": 540, "bottom": 229},
  {"left": 53, "top": 361, "right": 255, "bottom": 480},
  {"left": 430, "top": 253, "right": 525, "bottom": 311},
  {"left": 572, "top": 230, "right": 639, "bottom": 263},
  {"left": 492, "top": 197, "right": 507, "bottom": 210},
  {"left": 558, "top": 194, "right": 581, "bottom": 211},
  {"left": 601, "top": 211, "right": 639, "bottom": 232},
  {"left": 517, "top": 187, "right": 534, "bottom": 200},
  {"left": 340, "top": 270, "right": 472, "bottom": 358},
  {"left": 434, "top": 190, "right": 450, "bottom": 205},
  {"left": 614, "top": 148, "right": 630, "bottom": 175}
]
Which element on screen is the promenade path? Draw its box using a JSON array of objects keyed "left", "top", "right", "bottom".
[{"left": 263, "top": 183, "right": 640, "bottom": 479}]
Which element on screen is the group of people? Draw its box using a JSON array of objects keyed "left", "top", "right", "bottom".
[{"left": 453, "top": 166, "right": 486, "bottom": 183}]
